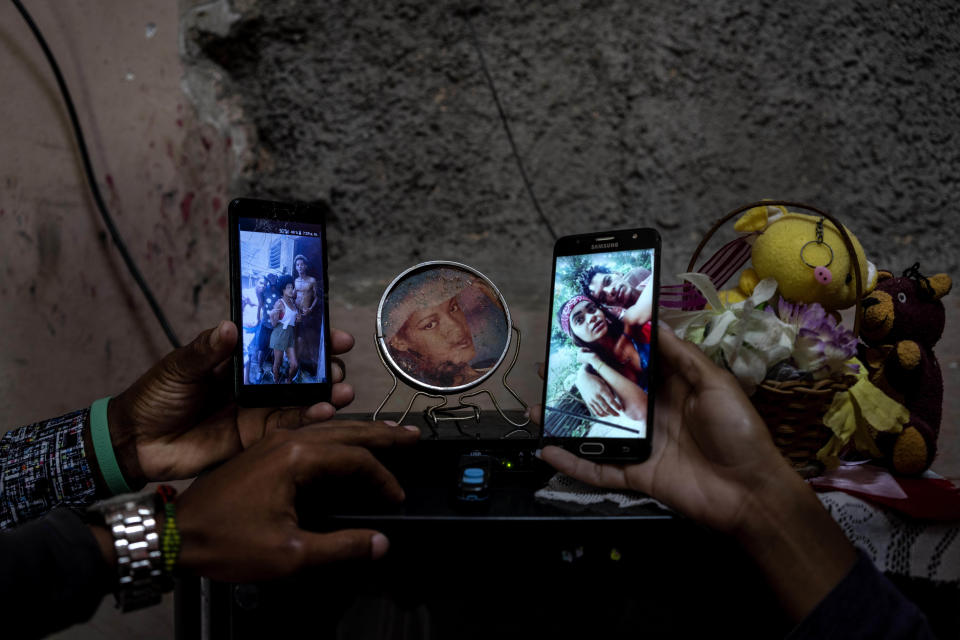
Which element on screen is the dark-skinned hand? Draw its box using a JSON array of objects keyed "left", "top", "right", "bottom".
[
  {"left": 534, "top": 324, "right": 793, "bottom": 536},
  {"left": 107, "top": 320, "right": 356, "bottom": 486},
  {"left": 533, "top": 325, "right": 859, "bottom": 622},
  {"left": 169, "top": 420, "right": 418, "bottom": 582}
]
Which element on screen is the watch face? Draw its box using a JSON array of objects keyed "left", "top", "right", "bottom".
[{"left": 376, "top": 261, "right": 511, "bottom": 394}]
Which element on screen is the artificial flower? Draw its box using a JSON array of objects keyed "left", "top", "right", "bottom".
[
  {"left": 818, "top": 358, "right": 908, "bottom": 466},
  {"left": 772, "top": 298, "right": 859, "bottom": 380},
  {"left": 660, "top": 273, "right": 796, "bottom": 395}
]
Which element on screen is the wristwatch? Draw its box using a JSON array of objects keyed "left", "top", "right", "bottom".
[{"left": 90, "top": 490, "right": 173, "bottom": 612}]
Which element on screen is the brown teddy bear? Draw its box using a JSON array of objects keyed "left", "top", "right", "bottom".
[{"left": 859, "top": 264, "right": 952, "bottom": 474}]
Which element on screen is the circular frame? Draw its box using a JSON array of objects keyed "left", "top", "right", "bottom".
[{"left": 376, "top": 261, "right": 512, "bottom": 394}]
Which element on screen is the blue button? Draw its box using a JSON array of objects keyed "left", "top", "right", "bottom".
[{"left": 462, "top": 468, "right": 484, "bottom": 484}]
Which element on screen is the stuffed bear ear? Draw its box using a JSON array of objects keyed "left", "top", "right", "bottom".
[
  {"left": 929, "top": 273, "right": 952, "bottom": 300},
  {"left": 734, "top": 204, "right": 785, "bottom": 233},
  {"left": 877, "top": 270, "right": 895, "bottom": 281},
  {"left": 734, "top": 206, "right": 768, "bottom": 233}
]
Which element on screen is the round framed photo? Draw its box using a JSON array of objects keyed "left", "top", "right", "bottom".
[{"left": 376, "top": 261, "right": 512, "bottom": 394}]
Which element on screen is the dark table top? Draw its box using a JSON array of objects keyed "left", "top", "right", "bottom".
[{"left": 315, "top": 411, "right": 672, "bottom": 526}]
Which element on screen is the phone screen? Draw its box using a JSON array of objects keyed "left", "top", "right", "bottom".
[
  {"left": 230, "top": 199, "right": 331, "bottom": 405},
  {"left": 541, "top": 230, "right": 659, "bottom": 460}
]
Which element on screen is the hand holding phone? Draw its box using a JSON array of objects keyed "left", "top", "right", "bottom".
[
  {"left": 539, "top": 228, "right": 661, "bottom": 462},
  {"left": 538, "top": 327, "right": 860, "bottom": 626}
]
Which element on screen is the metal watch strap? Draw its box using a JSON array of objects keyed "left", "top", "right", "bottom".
[{"left": 94, "top": 491, "right": 172, "bottom": 612}]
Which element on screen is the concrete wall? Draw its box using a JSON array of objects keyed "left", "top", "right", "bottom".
[
  {"left": 181, "top": 0, "right": 960, "bottom": 301},
  {"left": 1, "top": 1, "right": 230, "bottom": 429}
]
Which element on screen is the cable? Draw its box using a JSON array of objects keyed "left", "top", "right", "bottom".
[
  {"left": 12, "top": 0, "right": 181, "bottom": 348},
  {"left": 460, "top": 6, "right": 558, "bottom": 242},
  {"left": 15, "top": 0, "right": 545, "bottom": 348}
]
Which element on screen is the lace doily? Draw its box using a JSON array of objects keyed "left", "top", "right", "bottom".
[
  {"left": 535, "top": 475, "right": 959, "bottom": 583},
  {"left": 534, "top": 473, "right": 672, "bottom": 512},
  {"left": 818, "top": 491, "right": 960, "bottom": 584}
]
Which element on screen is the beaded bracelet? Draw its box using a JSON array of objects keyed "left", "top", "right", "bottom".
[{"left": 156, "top": 485, "right": 181, "bottom": 576}]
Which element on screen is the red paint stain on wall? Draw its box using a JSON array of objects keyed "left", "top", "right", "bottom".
[
  {"left": 217, "top": 215, "right": 227, "bottom": 229},
  {"left": 181, "top": 192, "right": 195, "bottom": 223},
  {"left": 225, "top": 137, "right": 232, "bottom": 149},
  {"left": 212, "top": 197, "right": 222, "bottom": 211},
  {"left": 176, "top": 119, "right": 183, "bottom": 128},
  {"left": 201, "top": 137, "right": 212, "bottom": 151},
  {"left": 104, "top": 174, "right": 121, "bottom": 205}
]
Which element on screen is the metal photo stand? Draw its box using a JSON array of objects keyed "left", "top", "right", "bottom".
[{"left": 371, "top": 261, "right": 532, "bottom": 439}]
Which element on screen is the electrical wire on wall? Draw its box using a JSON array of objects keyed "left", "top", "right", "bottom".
[
  {"left": 459, "top": 4, "right": 559, "bottom": 242},
  {"left": 12, "top": 0, "right": 182, "bottom": 348},
  {"left": 13, "top": 0, "right": 551, "bottom": 353}
]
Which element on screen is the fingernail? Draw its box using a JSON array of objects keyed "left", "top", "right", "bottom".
[
  {"left": 523, "top": 408, "right": 530, "bottom": 419},
  {"left": 403, "top": 425, "right": 420, "bottom": 433},
  {"left": 533, "top": 448, "right": 542, "bottom": 459},
  {"left": 371, "top": 533, "right": 390, "bottom": 560},
  {"left": 384, "top": 420, "right": 398, "bottom": 426}
]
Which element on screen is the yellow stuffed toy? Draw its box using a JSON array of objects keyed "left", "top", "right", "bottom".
[{"left": 719, "top": 204, "right": 878, "bottom": 309}]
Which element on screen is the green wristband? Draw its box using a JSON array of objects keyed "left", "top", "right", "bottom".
[{"left": 90, "top": 396, "right": 132, "bottom": 496}]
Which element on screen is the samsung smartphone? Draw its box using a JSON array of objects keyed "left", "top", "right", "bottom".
[
  {"left": 228, "top": 198, "right": 331, "bottom": 406},
  {"left": 540, "top": 228, "right": 660, "bottom": 462}
]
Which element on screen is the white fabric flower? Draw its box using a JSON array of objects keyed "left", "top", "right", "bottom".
[{"left": 660, "top": 274, "right": 797, "bottom": 395}]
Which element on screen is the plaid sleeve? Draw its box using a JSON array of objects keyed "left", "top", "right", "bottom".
[{"left": 1, "top": 409, "right": 98, "bottom": 530}]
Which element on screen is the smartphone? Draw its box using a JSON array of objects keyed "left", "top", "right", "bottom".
[
  {"left": 540, "top": 228, "right": 660, "bottom": 462},
  {"left": 228, "top": 198, "right": 332, "bottom": 407}
]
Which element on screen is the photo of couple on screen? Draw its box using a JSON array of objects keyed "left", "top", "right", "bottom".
[{"left": 544, "top": 250, "right": 655, "bottom": 439}]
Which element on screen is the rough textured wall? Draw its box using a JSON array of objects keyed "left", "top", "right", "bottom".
[{"left": 181, "top": 0, "right": 960, "bottom": 305}]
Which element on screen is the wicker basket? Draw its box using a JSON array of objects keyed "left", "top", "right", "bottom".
[{"left": 686, "top": 201, "right": 867, "bottom": 476}]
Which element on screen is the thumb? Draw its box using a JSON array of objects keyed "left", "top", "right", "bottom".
[
  {"left": 164, "top": 320, "right": 237, "bottom": 382},
  {"left": 527, "top": 403, "right": 543, "bottom": 427},
  {"left": 298, "top": 529, "right": 390, "bottom": 565}
]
